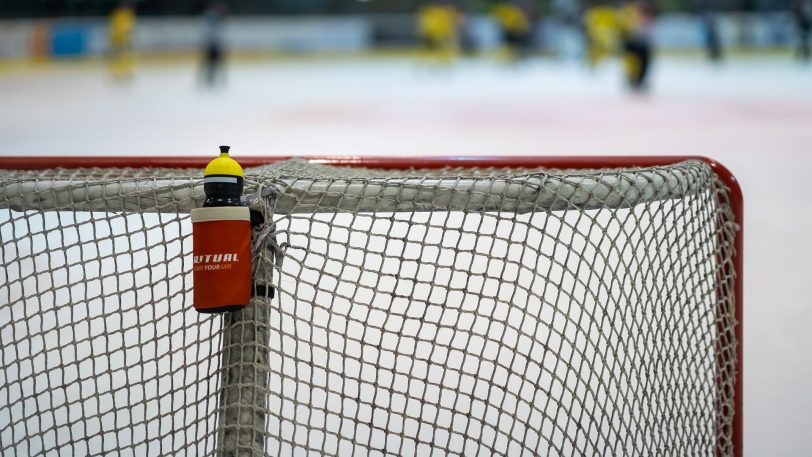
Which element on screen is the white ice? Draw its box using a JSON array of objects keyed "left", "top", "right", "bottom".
[{"left": 1, "top": 54, "right": 811, "bottom": 456}]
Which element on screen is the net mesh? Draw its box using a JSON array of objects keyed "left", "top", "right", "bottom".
[{"left": 0, "top": 159, "right": 739, "bottom": 456}]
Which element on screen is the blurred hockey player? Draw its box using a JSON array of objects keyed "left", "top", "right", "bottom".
[
  {"left": 109, "top": 1, "right": 136, "bottom": 82},
  {"left": 201, "top": 2, "right": 228, "bottom": 86},
  {"left": 417, "top": 2, "right": 462, "bottom": 66},
  {"left": 583, "top": 3, "right": 618, "bottom": 68},
  {"left": 701, "top": 9, "right": 723, "bottom": 62},
  {"left": 617, "top": 0, "right": 653, "bottom": 91},
  {"left": 491, "top": 1, "right": 533, "bottom": 63},
  {"left": 794, "top": 0, "right": 811, "bottom": 62}
]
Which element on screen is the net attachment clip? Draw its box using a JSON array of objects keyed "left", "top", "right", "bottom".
[{"left": 250, "top": 209, "right": 281, "bottom": 299}]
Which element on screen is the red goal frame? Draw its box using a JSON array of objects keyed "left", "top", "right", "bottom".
[{"left": 0, "top": 155, "right": 743, "bottom": 456}]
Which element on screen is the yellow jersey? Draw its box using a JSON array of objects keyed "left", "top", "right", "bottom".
[
  {"left": 418, "top": 5, "right": 459, "bottom": 42},
  {"left": 109, "top": 6, "right": 135, "bottom": 46},
  {"left": 492, "top": 4, "right": 530, "bottom": 34}
]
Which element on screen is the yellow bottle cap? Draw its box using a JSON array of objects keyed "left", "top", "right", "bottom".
[{"left": 204, "top": 145, "right": 244, "bottom": 177}]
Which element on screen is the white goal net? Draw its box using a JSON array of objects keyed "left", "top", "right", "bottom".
[{"left": 0, "top": 158, "right": 739, "bottom": 456}]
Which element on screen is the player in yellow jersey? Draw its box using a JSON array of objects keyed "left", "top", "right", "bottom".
[
  {"left": 491, "top": 1, "right": 533, "bottom": 63},
  {"left": 109, "top": 1, "right": 135, "bottom": 82},
  {"left": 417, "top": 3, "right": 461, "bottom": 66},
  {"left": 583, "top": 4, "right": 618, "bottom": 69}
]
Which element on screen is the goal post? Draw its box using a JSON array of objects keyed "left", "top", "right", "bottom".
[{"left": 0, "top": 156, "right": 742, "bottom": 456}]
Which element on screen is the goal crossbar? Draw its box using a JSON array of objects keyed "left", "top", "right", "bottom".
[{"left": 3, "top": 157, "right": 708, "bottom": 214}]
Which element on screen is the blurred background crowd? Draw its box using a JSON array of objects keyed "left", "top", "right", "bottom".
[{"left": 0, "top": 0, "right": 809, "bottom": 90}]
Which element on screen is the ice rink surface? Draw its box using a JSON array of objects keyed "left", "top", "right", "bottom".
[{"left": 1, "top": 54, "right": 811, "bottom": 455}]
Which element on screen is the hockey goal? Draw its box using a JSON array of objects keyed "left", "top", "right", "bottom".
[{"left": 0, "top": 156, "right": 742, "bottom": 456}]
